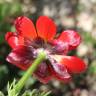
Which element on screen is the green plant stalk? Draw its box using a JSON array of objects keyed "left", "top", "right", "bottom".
[{"left": 11, "top": 52, "right": 46, "bottom": 95}]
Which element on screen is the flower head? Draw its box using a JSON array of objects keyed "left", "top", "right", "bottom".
[{"left": 5, "top": 16, "right": 86, "bottom": 83}]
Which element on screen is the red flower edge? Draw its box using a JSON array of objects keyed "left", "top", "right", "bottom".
[{"left": 5, "top": 16, "right": 87, "bottom": 83}]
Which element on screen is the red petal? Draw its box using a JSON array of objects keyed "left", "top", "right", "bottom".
[
  {"left": 5, "top": 32, "right": 24, "bottom": 48},
  {"left": 61, "top": 56, "right": 87, "bottom": 73},
  {"left": 51, "top": 40, "right": 69, "bottom": 55},
  {"left": 6, "top": 45, "right": 34, "bottom": 70},
  {"left": 52, "top": 71, "right": 71, "bottom": 83},
  {"left": 50, "top": 62, "right": 71, "bottom": 82},
  {"left": 33, "top": 62, "right": 52, "bottom": 84},
  {"left": 36, "top": 16, "right": 56, "bottom": 41},
  {"left": 48, "top": 56, "right": 71, "bottom": 82},
  {"left": 58, "top": 30, "right": 81, "bottom": 50},
  {"left": 15, "top": 16, "right": 37, "bottom": 39}
]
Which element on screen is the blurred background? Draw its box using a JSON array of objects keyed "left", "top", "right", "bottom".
[{"left": 0, "top": 0, "right": 96, "bottom": 96}]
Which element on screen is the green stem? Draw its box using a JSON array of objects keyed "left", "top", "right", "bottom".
[{"left": 12, "top": 52, "right": 46, "bottom": 95}]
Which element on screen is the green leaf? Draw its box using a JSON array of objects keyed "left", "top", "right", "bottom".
[
  {"left": 89, "top": 60, "right": 96, "bottom": 74},
  {"left": 9, "top": 3, "right": 22, "bottom": 15},
  {"left": 0, "top": 3, "right": 10, "bottom": 20},
  {"left": 7, "top": 79, "right": 19, "bottom": 96},
  {"left": 22, "top": 89, "right": 51, "bottom": 96},
  {"left": 0, "top": 91, "right": 5, "bottom": 96},
  {"left": 0, "top": 35, "right": 4, "bottom": 44}
]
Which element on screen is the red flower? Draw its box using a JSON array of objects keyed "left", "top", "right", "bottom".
[{"left": 5, "top": 16, "right": 86, "bottom": 83}]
